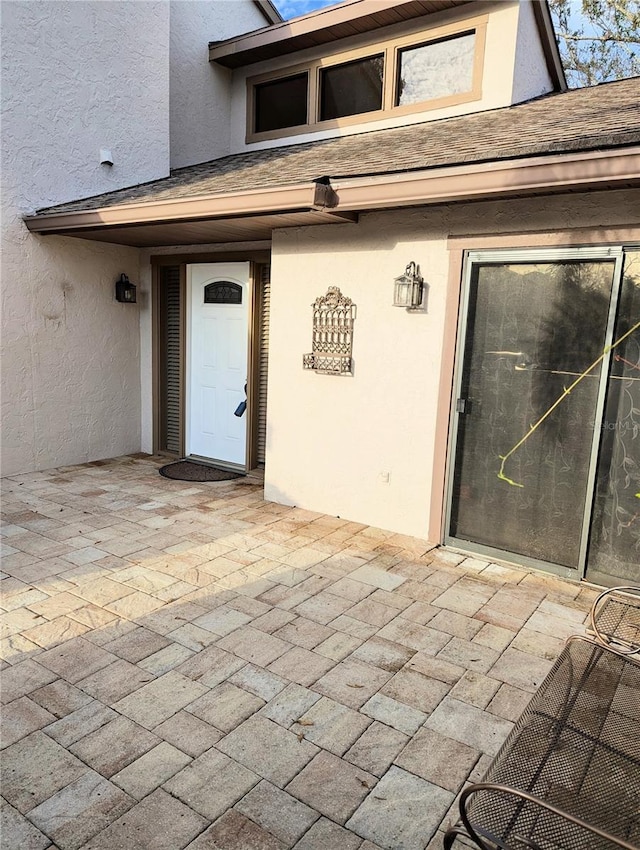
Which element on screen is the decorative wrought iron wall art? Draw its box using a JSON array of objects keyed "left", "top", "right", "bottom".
[{"left": 303, "top": 286, "right": 356, "bottom": 375}]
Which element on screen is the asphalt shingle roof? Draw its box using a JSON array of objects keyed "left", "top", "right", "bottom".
[{"left": 38, "top": 77, "right": 640, "bottom": 216}]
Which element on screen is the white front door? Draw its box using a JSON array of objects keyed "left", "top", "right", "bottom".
[{"left": 187, "top": 263, "right": 250, "bottom": 468}]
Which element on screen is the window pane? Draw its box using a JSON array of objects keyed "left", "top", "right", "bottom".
[
  {"left": 397, "top": 32, "right": 475, "bottom": 107},
  {"left": 320, "top": 54, "right": 383, "bottom": 121},
  {"left": 204, "top": 282, "right": 242, "bottom": 304},
  {"left": 254, "top": 74, "right": 308, "bottom": 133}
]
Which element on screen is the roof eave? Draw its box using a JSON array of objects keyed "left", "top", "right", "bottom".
[
  {"left": 253, "top": 0, "right": 283, "bottom": 25},
  {"left": 24, "top": 147, "right": 640, "bottom": 242},
  {"left": 209, "top": 0, "right": 471, "bottom": 69},
  {"left": 531, "top": 0, "right": 567, "bottom": 92},
  {"left": 25, "top": 181, "right": 339, "bottom": 233}
]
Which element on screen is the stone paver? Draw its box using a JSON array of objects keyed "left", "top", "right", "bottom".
[
  {"left": 267, "top": 645, "right": 336, "bottom": 687},
  {"left": 69, "top": 714, "right": 160, "bottom": 777},
  {"left": 313, "top": 658, "right": 392, "bottom": 709},
  {"left": 260, "top": 682, "right": 322, "bottom": 728},
  {"left": 235, "top": 780, "right": 319, "bottom": 846},
  {"left": 216, "top": 626, "right": 292, "bottom": 667},
  {"left": 0, "top": 456, "right": 592, "bottom": 850},
  {"left": 360, "top": 693, "right": 427, "bottom": 735},
  {"left": 186, "top": 809, "right": 286, "bottom": 850},
  {"left": 112, "top": 670, "right": 209, "bottom": 729},
  {"left": 27, "top": 771, "right": 134, "bottom": 850},
  {"left": 2, "top": 731, "right": 89, "bottom": 812},
  {"left": 229, "top": 663, "right": 288, "bottom": 701},
  {"left": 292, "top": 817, "right": 363, "bottom": 850},
  {"left": 380, "top": 668, "right": 450, "bottom": 713},
  {"left": 44, "top": 699, "right": 116, "bottom": 747},
  {"left": 292, "top": 696, "right": 371, "bottom": 756},
  {"left": 187, "top": 681, "right": 265, "bottom": 733},
  {"left": 153, "top": 710, "right": 223, "bottom": 757},
  {"left": 1, "top": 696, "right": 57, "bottom": 749},
  {"left": 394, "top": 726, "right": 480, "bottom": 792},
  {"left": 345, "top": 720, "right": 409, "bottom": 777},
  {"left": 81, "top": 788, "right": 208, "bottom": 850},
  {"left": 76, "top": 658, "right": 155, "bottom": 704},
  {"left": 217, "top": 716, "right": 319, "bottom": 788},
  {"left": 352, "top": 636, "right": 415, "bottom": 672},
  {"left": 287, "top": 750, "right": 376, "bottom": 825},
  {"left": 1, "top": 798, "right": 51, "bottom": 850},
  {"left": 1, "top": 659, "right": 57, "bottom": 704},
  {"left": 426, "top": 696, "right": 514, "bottom": 756},
  {"left": 164, "top": 748, "right": 259, "bottom": 820},
  {"left": 348, "top": 565, "right": 406, "bottom": 591},
  {"left": 112, "top": 741, "right": 192, "bottom": 799},
  {"left": 488, "top": 647, "right": 554, "bottom": 692},
  {"left": 346, "top": 766, "right": 453, "bottom": 850}
]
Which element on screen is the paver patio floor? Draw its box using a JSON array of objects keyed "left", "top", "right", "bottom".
[{"left": 1, "top": 454, "right": 598, "bottom": 850}]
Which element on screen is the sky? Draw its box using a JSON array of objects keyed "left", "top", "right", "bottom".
[{"left": 273, "top": 0, "right": 337, "bottom": 20}]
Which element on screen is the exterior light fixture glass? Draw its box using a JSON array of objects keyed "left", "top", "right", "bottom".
[
  {"left": 393, "top": 261, "right": 424, "bottom": 309},
  {"left": 115, "top": 273, "right": 137, "bottom": 303}
]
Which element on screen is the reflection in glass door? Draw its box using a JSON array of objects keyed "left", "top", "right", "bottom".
[{"left": 447, "top": 249, "right": 630, "bottom": 580}]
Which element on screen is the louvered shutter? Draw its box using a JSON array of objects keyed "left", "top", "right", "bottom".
[
  {"left": 257, "top": 264, "right": 271, "bottom": 465},
  {"left": 160, "top": 266, "right": 181, "bottom": 454}
]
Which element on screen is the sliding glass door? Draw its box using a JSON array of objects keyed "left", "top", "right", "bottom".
[
  {"left": 587, "top": 251, "right": 640, "bottom": 585},
  {"left": 447, "top": 247, "right": 639, "bottom": 584}
]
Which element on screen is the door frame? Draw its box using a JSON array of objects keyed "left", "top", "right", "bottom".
[
  {"left": 443, "top": 245, "right": 625, "bottom": 581},
  {"left": 151, "top": 250, "right": 270, "bottom": 470}
]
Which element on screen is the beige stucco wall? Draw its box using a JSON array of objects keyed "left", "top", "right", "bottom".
[
  {"left": 230, "top": 0, "right": 552, "bottom": 153},
  {"left": 264, "top": 189, "right": 640, "bottom": 539},
  {"left": 512, "top": 0, "right": 555, "bottom": 102}
]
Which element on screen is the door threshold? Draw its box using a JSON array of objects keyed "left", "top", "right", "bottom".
[{"left": 186, "top": 455, "right": 246, "bottom": 474}]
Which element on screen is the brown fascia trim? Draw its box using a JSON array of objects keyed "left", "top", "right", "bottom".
[
  {"left": 531, "top": 0, "right": 567, "bottom": 91},
  {"left": 25, "top": 182, "right": 337, "bottom": 234},
  {"left": 333, "top": 147, "right": 640, "bottom": 211},
  {"left": 209, "top": 0, "right": 468, "bottom": 67},
  {"left": 24, "top": 147, "right": 640, "bottom": 236},
  {"left": 253, "top": 0, "right": 282, "bottom": 26}
]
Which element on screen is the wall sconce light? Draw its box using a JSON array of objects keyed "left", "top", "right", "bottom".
[
  {"left": 393, "top": 261, "right": 424, "bottom": 309},
  {"left": 115, "top": 273, "right": 137, "bottom": 303}
]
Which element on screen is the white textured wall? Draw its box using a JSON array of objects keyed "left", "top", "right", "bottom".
[
  {"left": 264, "top": 189, "right": 640, "bottom": 538},
  {"left": 169, "top": 0, "right": 268, "bottom": 168},
  {"left": 1, "top": 0, "right": 170, "bottom": 476},
  {"left": 1, "top": 1, "right": 170, "bottom": 208},
  {"left": 511, "top": 0, "right": 555, "bottom": 103},
  {"left": 230, "top": 2, "right": 524, "bottom": 153}
]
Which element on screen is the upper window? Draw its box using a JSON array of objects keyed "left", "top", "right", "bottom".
[
  {"left": 246, "top": 17, "right": 486, "bottom": 142},
  {"left": 254, "top": 73, "right": 308, "bottom": 133},
  {"left": 396, "top": 32, "right": 475, "bottom": 107},
  {"left": 320, "top": 54, "right": 384, "bottom": 121}
]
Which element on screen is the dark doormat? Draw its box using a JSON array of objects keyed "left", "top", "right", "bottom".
[{"left": 159, "top": 460, "right": 245, "bottom": 482}]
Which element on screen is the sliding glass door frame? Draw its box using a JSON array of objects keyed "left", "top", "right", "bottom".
[{"left": 444, "top": 246, "right": 625, "bottom": 581}]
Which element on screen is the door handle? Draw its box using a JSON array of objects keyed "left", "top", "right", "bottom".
[{"left": 234, "top": 381, "right": 248, "bottom": 417}]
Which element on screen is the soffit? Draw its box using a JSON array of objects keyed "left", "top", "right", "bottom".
[
  {"left": 45, "top": 210, "right": 356, "bottom": 248},
  {"left": 209, "top": 0, "right": 472, "bottom": 68}
]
